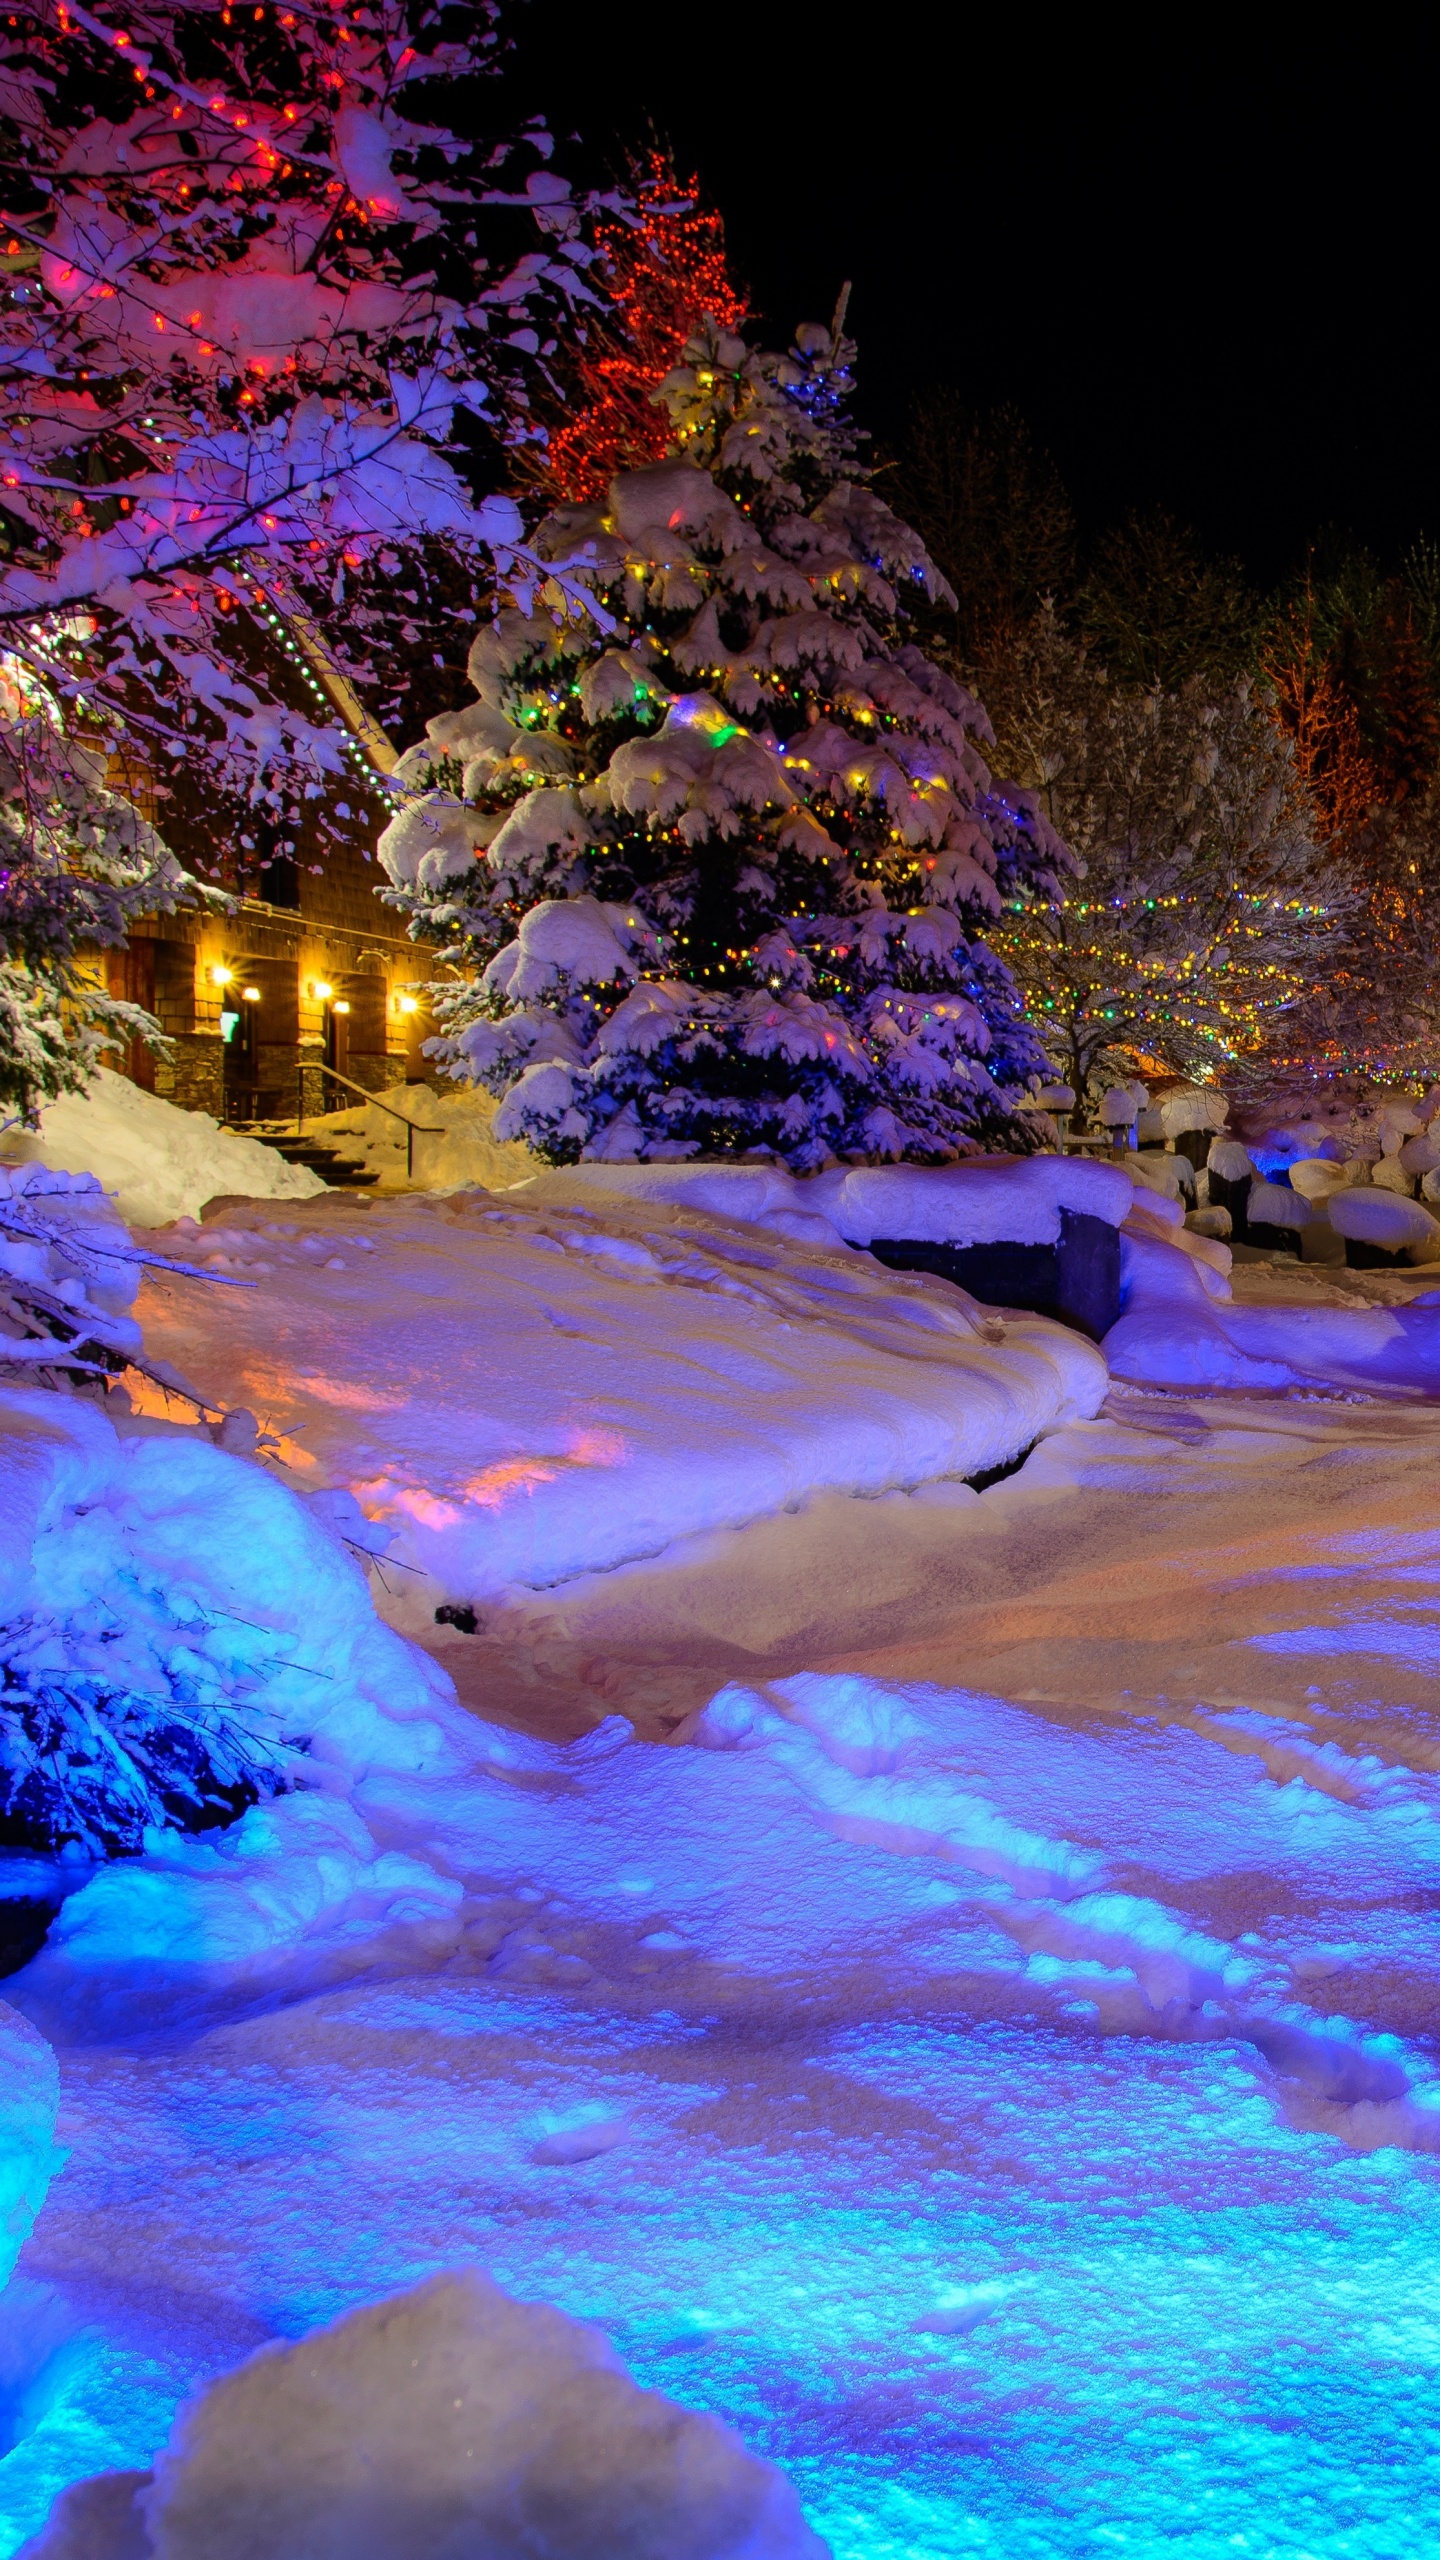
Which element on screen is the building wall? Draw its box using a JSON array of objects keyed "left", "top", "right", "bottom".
[{"left": 111, "top": 841, "right": 444, "bottom": 1122}]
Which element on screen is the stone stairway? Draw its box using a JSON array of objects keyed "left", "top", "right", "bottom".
[{"left": 237, "top": 1122, "right": 380, "bottom": 1188}]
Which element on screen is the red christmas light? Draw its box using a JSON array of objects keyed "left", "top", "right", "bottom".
[{"left": 545, "top": 152, "right": 748, "bottom": 504}]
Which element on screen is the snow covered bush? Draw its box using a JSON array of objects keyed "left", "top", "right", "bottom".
[
  {"left": 0, "top": 1346, "right": 454, "bottom": 1857},
  {"left": 380, "top": 313, "right": 1065, "bottom": 1167},
  {"left": 20, "top": 2269, "right": 829, "bottom": 2559},
  {"left": 0, "top": 684, "right": 202, "bottom": 1118}
]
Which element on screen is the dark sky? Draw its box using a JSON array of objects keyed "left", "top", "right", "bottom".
[{"left": 498, "top": 7, "right": 1436, "bottom": 583}]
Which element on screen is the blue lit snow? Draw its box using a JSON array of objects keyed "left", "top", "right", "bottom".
[
  {"left": 8, "top": 1621, "right": 1440, "bottom": 2551},
  {"left": 7, "top": 1352, "right": 1440, "bottom": 2554}
]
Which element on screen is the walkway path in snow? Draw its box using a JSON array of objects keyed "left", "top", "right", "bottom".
[{"left": 5, "top": 1387, "right": 1440, "bottom": 2556}]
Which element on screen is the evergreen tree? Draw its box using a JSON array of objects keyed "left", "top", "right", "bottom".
[
  {"left": 982, "top": 608, "right": 1346, "bottom": 1102},
  {"left": 541, "top": 151, "right": 749, "bottom": 506},
  {"left": 889, "top": 396, "right": 1075, "bottom": 663},
  {"left": 0, "top": 666, "right": 196, "bottom": 1117},
  {"left": 1372, "top": 588, "right": 1440, "bottom": 804},
  {"left": 1079, "top": 510, "right": 1258, "bottom": 691},
  {"left": 379, "top": 314, "right": 1064, "bottom": 1168},
  {"left": 1260, "top": 589, "right": 1378, "bottom": 843}
]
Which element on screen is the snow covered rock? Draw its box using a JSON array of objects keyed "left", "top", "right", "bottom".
[
  {"left": 1287, "top": 1157, "right": 1348, "bottom": 1201},
  {"left": 1187, "top": 1205, "right": 1233, "bottom": 1240},
  {"left": 1372, "top": 1155, "right": 1417, "bottom": 1197},
  {"left": 1246, "top": 1179, "right": 1311, "bottom": 1249},
  {"left": 1128, "top": 1151, "right": 1193, "bottom": 1203},
  {"left": 0, "top": 1998, "right": 59, "bottom": 2293},
  {"left": 1158, "top": 1084, "right": 1228, "bottom": 1138},
  {"left": 2, "top": 1070, "right": 324, "bottom": 1226},
  {"left": 20, "top": 2270, "right": 828, "bottom": 2560},
  {"left": 1328, "top": 1189, "right": 1440, "bottom": 1262}
]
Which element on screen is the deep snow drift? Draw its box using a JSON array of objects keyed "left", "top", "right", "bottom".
[
  {"left": 130, "top": 1187, "right": 1107, "bottom": 1638},
  {"left": 2, "top": 1071, "right": 324, "bottom": 1226}
]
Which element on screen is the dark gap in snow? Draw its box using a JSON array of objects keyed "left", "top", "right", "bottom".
[{"left": 964, "top": 1441, "right": 1037, "bottom": 1494}]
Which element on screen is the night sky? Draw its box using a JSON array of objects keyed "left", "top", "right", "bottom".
[{"left": 500, "top": 10, "right": 1434, "bottom": 582}]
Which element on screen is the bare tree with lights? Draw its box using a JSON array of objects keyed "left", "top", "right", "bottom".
[{"left": 982, "top": 609, "right": 1346, "bottom": 1105}]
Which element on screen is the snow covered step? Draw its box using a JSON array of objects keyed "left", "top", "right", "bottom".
[{"left": 1329, "top": 1186, "right": 1440, "bottom": 1269}]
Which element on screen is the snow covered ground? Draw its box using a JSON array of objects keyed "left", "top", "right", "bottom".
[
  {"left": 8, "top": 1154, "right": 1440, "bottom": 2553},
  {"left": 6, "top": 1388, "right": 1440, "bottom": 2554}
]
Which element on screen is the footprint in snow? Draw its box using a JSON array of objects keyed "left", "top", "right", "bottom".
[{"left": 530, "top": 2111, "right": 631, "bottom": 2166}]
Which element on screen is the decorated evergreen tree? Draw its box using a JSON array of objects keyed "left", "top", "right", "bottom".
[
  {"left": 0, "top": 658, "right": 199, "bottom": 1117},
  {"left": 542, "top": 151, "right": 749, "bottom": 506},
  {"left": 378, "top": 310, "right": 1065, "bottom": 1168}
]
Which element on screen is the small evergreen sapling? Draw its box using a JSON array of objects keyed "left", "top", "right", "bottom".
[{"left": 380, "top": 314, "right": 1064, "bottom": 1167}]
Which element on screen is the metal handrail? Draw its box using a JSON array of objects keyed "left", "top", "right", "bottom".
[{"left": 297, "top": 1064, "right": 443, "bottom": 1182}]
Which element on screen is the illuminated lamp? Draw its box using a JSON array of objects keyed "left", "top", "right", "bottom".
[
  {"left": 331, "top": 999, "right": 350, "bottom": 1016},
  {"left": 396, "top": 993, "right": 418, "bottom": 1015},
  {"left": 241, "top": 985, "right": 261, "bottom": 1002},
  {"left": 210, "top": 964, "right": 234, "bottom": 986},
  {"left": 312, "top": 980, "right": 334, "bottom": 1001}
]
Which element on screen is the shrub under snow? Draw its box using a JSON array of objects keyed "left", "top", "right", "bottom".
[{"left": 0, "top": 1385, "right": 456, "bottom": 1858}]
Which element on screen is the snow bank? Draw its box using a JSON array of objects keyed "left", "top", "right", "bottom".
[
  {"left": 0, "top": 1999, "right": 59, "bottom": 2294},
  {"left": 134, "top": 1191, "right": 1108, "bottom": 1622},
  {"left": 529, "top": 1153, "right": 1135, "bottom": 1251},
  {"left": 305, "top": 1080, "right": 533, "bottom": 1194},
  {"left": 2, "top": 1070, "right": 325, "bottom": 1226},
  {"left": 0, "top": 1385, "right": 460, "bottom": 1857},
  {"left": 42, "top": 1793, "right": 463, "bottom": 1978},
  {"left": 20, "top": 2272, "right": 827, "bottom": 2559},
  {"left": 1103, "top": 1225, "right": 1440, "bottom": 1396}
]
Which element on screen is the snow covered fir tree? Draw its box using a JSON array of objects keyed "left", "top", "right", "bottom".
[{"left": 378, "top": 313, "right": 1068, "bottom": 1166}]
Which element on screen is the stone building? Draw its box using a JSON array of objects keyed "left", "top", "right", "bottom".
[{"left": 102, "top": 836, "right": 441, "bottom": 1122}]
